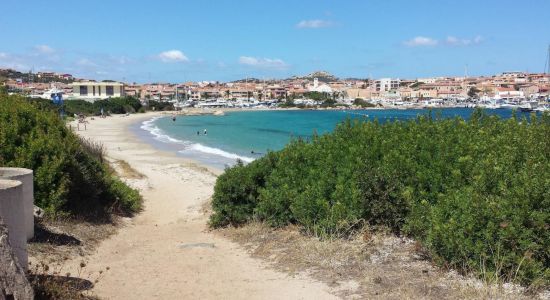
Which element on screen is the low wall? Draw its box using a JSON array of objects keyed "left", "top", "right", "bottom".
[
  {"left": 0, "top": 179, "right": 28, "bottom": 270},
  {"left": 0, "top": 168, "right": 34, "bottom": 241}
]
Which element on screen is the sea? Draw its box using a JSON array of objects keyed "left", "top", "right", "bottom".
[{"left": 132, "top": 108, "right": 537, "bottom": 170}]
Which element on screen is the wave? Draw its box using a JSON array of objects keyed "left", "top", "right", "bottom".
[
  {"left": 141, "top": 116, "right": 254, "bottom": 163},
  {"left": 185, "top": 144, "right": 254, "bottom": 163},
  {"left": 140, "top": 117, "right": 190, "bottom": 145}
]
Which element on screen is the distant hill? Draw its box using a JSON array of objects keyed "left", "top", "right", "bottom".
[
  {"left": 230, "top": 78, "right": 262, "bottom": 84},
  {"left": 0, "top": 68, "right": 74, "bottom": 84},
  {"left": 290, "top": 71, "right": 339, "bottom": 83}
]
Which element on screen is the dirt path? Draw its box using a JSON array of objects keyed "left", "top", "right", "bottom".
[{"left": 65, "top": 113, "right": 337, "bottom": 299}]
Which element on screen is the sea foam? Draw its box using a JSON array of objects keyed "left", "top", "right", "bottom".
[
  {"left": 141, "top": 117, "right": 190, "bottom": 145},
  {"left": 185, "top": 144, "right": 254, "bottom": 163},
  {"left": 141, "top": 116, "right": 254, "bottom": 163}
]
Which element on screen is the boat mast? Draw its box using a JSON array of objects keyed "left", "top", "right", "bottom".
[
  {"left": 175, "top": 84, "right": 178, "bottom": 105},
  {"left": 545, "top": 44, "right": 550, "bottom": 74}
]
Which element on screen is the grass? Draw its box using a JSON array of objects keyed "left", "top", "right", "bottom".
[
  {"left": 112, "top": 159, "right": 145, "bottom": 179},
  {"left": 217, "top": 222, "right": 544, "bottom": 299},
  {"left": 28, "top": 260, "right": 108, "bottom": 300},
  {"left": 28, "top": 218, "right": 118, "bottom": 266}
]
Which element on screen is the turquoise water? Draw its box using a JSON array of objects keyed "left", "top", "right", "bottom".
[{"left": 138, "top": 108, "right": 536, "bottom": 169}]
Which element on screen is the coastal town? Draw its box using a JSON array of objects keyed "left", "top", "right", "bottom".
[{"left": 1, "top": 68, "right": 550, "bottom": 111}]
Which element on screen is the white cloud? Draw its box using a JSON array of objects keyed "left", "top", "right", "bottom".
[
  {"left": 0, "top": 52, "right": 7, "bottom": 59},
  {"left": 446, "top": 35, "right": 483, "bottom": 46},
  {"left": 296, "top": 20, "right": 333, "bottom": 29},
  {"left": 34, "top": 45, "right": 55, "bottom": 54},
  {"left": 404, "top": 36, "right": 439, "bottom": 47},
  {"left": 238, "top": 56, "right": 289, "bottom": 70},
  {"left": 76, "top": 58, "right": 98, "bottom": 67},
  {"left": 109, "top": 55, "right": 131, "bottom": 65},
  {"left": 473, "top": 35, "right": 483, "bottom": 44},
  {"left": 158, "top": 50, "right": 188, "bottom": 62}
]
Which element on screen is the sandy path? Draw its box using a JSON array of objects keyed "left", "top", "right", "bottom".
[{"left": 67, "top": 113, "right": 337, "bottom": 299}]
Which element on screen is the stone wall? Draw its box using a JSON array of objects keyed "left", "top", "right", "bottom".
[
  {"left": 0, "top": 168, "right": 34, "bottom": 241},
  {"left": 0, "top": 179, "right": 27, "bottom": 271},
  {"left": 0, "top": 216, "right": 33, "bottom": 300}
]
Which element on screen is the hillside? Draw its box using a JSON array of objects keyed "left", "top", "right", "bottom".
[{"left": 290, "top": 71, "right": 339, "bottom": 82}]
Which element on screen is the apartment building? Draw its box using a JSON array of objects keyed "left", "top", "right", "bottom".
[
  {"left": 373, "top": 78, "right": 400, "bottom": 92},
  {"left": 69, "top": 81, "right": 124, "bottom": 101}
]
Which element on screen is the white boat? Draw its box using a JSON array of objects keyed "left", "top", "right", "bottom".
[
  {"left": 534, "top": 105, "right": 549, "bottom": 112},
  {"left": 519, "top": 101, "right": 538, "bottom": 112},
  {"left": 30, "top": 87, "right": 64, "bottom": 100},
  {"left": 500, "top": 101, "right": 519, "bottom": 109}
]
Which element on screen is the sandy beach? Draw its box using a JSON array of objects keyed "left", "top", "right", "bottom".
[{"left": 63, "top": 112, "right": 337, "bottom": 299}]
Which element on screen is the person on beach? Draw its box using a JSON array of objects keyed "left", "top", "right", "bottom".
[{"left": 77, "top": 113, "right": 88, "bottom": 131}]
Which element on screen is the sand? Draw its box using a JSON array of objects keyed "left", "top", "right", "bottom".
[{"left": 66, "top": 112, "right": 337, "bottom": 299}]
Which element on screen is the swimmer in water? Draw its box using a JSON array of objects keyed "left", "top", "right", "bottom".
[{"left": 203, "top": 129, "right": 207, "bottom": 135}]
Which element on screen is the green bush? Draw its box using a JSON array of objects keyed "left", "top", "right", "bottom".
[
  {"left": 0, "top": 94, "right": 142, "bottom": 218},
  {"left": 62, "top": 96, "right": 143, "bottom": 116},
  {"left": 147, "top": 100, "right": 174, "bottom": 111},
  {"left": 209, "top": 110, "right": 550, "bottom": 287},
  {"left": 210, "top": 152, "right": 278, "bottom": 227},
  {"left": 353, "top": 98, "right": 375, "bottom": 107}
]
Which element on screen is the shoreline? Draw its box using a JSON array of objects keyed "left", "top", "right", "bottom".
[
  {"left": 168, "top": 104, "right": 477, "bottom": 116},
  {"left": 60, "top": 112, "right": 337, "bottom": 299}
]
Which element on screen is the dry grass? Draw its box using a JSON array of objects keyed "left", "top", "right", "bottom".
[
  {"left": 27, "top": 218, "right": 120, "bottom": 299},
  {"left": 112, "top": 159, "right": 145, "bottom": 179},
  {"left": 28, "top": 217, "right": 119, "bottom": 265},
  {"left": 182, "top": 161, "right": 221, "bottom": 177},
  {"left": 29, "top": 260, "right": 109, "bottom": 300},
  {"left": 217, "top": 222, "right": 545, "bottom": 300}
]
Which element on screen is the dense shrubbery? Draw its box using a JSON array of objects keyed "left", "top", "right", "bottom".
[
  {"left": 353, "top": 98, "right": 375, "bottom": 107},
  {"left": 210, "top": 110, "right": 550, "bottom": 287},
  {"left": 0, "top": 94, "right": 142, "bottom": 218},
  {"left": 60, "top": 96, "right": 143, "bottom": 116},
  {"left": 147, "top": 100, "right": 175, "bottom": 111}
]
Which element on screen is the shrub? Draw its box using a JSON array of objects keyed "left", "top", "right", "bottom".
[
  {"left": 353, "top": 98, "right": 375, "bottom": 107},
  {"left": 210, "top": 152, "right": 279, "bottom": 227},
  {"left": 209, "top": 110, "right": 550, "bottom": 287},
  {"left": 61, "top": 96, "right": 142, "bottom": 116},
  {"left": 147, "top": 100, "right": 174, "bottom": 111},
  {"left": 0, "top": 94, "right": 142, "bottom": 218}
]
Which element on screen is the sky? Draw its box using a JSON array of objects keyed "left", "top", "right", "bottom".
[{"left": 1, "top": 0, "right": 549, "bottom": 83}]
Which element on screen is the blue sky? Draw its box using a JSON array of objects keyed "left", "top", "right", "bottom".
[{"left": 1, "top": 0, "right": 549, "bottom": 83}]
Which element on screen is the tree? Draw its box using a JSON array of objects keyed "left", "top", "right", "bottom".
[
  {"left": 468, "top": 87, "right": 481, "bottom": 98},
  {"left": 353, "top": 98, "right": 374, "bottom": 108}
]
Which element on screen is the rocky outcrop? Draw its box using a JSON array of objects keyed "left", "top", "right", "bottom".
[{"left": 0, "top": 217, "right": 33, "bottom": 300}]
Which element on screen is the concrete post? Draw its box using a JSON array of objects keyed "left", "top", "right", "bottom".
[
  {"left": 0, "top": 168, "right": 34, "bottom": 241},
  {"left": 0, "top": 179, "right": 28, "bottom": 270}
]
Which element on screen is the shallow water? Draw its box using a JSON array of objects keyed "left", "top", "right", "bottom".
[{"left": 135, "top": 108, "right": 536, "bottom": 169}]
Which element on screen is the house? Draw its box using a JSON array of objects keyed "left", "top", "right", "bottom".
[
  {"left": 69, "top": 81, "right": 125, "bottom": 101},
  {"left": 308, "top": 78, "right": 333, "bottom": 93}
]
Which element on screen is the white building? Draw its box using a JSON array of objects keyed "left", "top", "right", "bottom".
[
  {"left": 374, "top": 78, "right": 400, "bottom": 92},
  {"left": 501, "top": 71, "right": 526, "bottom": 78},
  {"left": 69, "top": 81, "right": 125, "bottom": 101},
  {"left": 308, "top": 78, "right": 333, "bottom": 93}
]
